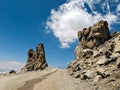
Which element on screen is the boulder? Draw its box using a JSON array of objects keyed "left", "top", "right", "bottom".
[
  {"left": 110, "top": 53, "right": 120, "bottom": 59},
  {"left": 94, "top": 75, "right": 102, "bottom": 82},
  {"left": 96, "top": 56, "right": 108, "bottom": 65},
  {"left": 96, "top": 67, "right": 110, "bottom": 78},
  {"left": 83, "top": 49, "right": 93, "bottom": 58},
  {"left": 81, "top": 74, "right": 87, "bottom": 80},
  {"left": 84, "top": 70, "right": 93, "bottom": 79},
  {"left": 9, "top": 70, "right": 16, "bottom": 74},
  {"left": 93, "top": 50, "right": 101, "bottom": 58}
]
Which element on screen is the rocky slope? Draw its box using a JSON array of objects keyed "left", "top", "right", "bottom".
[
  {"left": 21, "top": 43, "right": 48, "bottom": 72},
  {"left": 67, "top": 20, "right": 120, "bottom": 90}
]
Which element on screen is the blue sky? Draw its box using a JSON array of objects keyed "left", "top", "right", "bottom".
[{"left": 0, "top": 0, "right": 120, "bottom": 72}]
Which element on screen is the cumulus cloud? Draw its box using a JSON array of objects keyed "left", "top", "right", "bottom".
[
  {"left": 0, "top": 61, "right": 25, "bottom": 73},
  {"left": 117, "top": 3, "right": 120, "bottom": 11},
  {"left": 46, "top": 0, "right": 120, "bottom": 48}
]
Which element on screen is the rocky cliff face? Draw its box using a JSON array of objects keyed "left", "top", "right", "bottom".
[
  {"left": 67, "top": 20, "right": 120, "bottom": 90},
  {"left": 21, "top": 43, "right": 48, "bottom": 72}
]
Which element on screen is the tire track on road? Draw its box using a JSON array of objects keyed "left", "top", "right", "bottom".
[{"left": 18, "top": 69, "right": 58, "bottom": 90}]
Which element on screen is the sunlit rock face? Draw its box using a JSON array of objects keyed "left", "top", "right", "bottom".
[
  {"left": 68, "top": 20, "right": 120, "bottom": 90},
  {"left": 21, "top": 43, "right": 48, "bottom": 72},
  {"left": 77, "top": 20, "right": 111, "bottom": 49}
]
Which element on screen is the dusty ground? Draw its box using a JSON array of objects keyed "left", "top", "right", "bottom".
[{"left": 0, "top": 67, "right": 94, "bottom": 90}]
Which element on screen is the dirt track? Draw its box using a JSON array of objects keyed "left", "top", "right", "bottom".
[{"left": 0, "top": 68, "right": 93, "bottom": 90}]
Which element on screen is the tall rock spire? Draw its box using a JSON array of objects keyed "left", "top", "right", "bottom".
[{"left": 21, "top": 43, "right": 48, "bottom": 72}]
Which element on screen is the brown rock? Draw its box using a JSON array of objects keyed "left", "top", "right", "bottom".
[
  {"left": 74, "top": 71, "right": 80, "bottom": 78},
  {"left": 84, "top": 70, "right": 93, "bottom": 79},
  {"left": 93, "top": 50, "right": 101, "bottom": 57},
  {"left": 114, "top": 34, "right": 120, "bottom": 53},
  {"left": 110, "top": 53, "right": 120, "bottom": 60},
  {"left": 96, "top": 67, "right": 110, "bottom": 78},
  {"left": 74, "top": 45, "right": 84, "bottom": 59},
  {"left": 94, "top": 75, "right": 102, "bottom": 82},
  {"left": 116, "top": 57, "right": 120, "bottom": 68},
  {"left": 96, "top": 56, "right": 108, "bottom": 65},
  {"left": 77, "top": 20, "right": 111, "bottom": 49},
  {"left": 67, "top": 21, "right": 120, "bottom": 90},
  {"left": 83, "top": 49, "right": 93, "bottom": 58},
  {"left": 81, "top": 74, "right": 87, "bottom": 80},
  {"left": 21, "top": 43, "right": 48, "bottom": 72}
]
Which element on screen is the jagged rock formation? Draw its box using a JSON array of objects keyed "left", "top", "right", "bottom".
[
  {"left": 67, "top": 20, "right": 120, "bottom": 90},
  {"left": 21, "top": 43, "right": 48, "bottom": 72},
  {"left": 78, "top": 20, "right": 111, "bottom": 49}
]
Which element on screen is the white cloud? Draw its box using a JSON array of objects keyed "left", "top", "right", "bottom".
[
  {"left": 117, "top": 3, "right": 120, "bottom": 11},
  {"left": 0, "top": 61, "right": 25, "bottom": 73},
  {"left": 46, "top": 0, "right": 119, "bottom": 48}
]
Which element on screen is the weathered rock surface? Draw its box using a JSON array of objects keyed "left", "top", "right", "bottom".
[
  {"left": 67, "top": 20, "right": 120, "bottom": 90},
  {"left": 77, "top": 20, "right": 111, "bottom": 49},
  {"left": 21, "top": 43, "right": 48, "bottom": 72}
]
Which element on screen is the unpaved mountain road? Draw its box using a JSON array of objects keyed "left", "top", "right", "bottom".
[{"left": 0, "top": 68, "right": 93, "bottom": 90}]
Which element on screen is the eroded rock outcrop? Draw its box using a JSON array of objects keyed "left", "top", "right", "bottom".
[
  {"left": 21, "top": 43, "right": 48, "bottom": 72},
  {"left": 78, "top": 20, "right": 111, "bottom": 49},
  {"left": 67, "top": 20, "right": 120, "bottom": 90}
]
